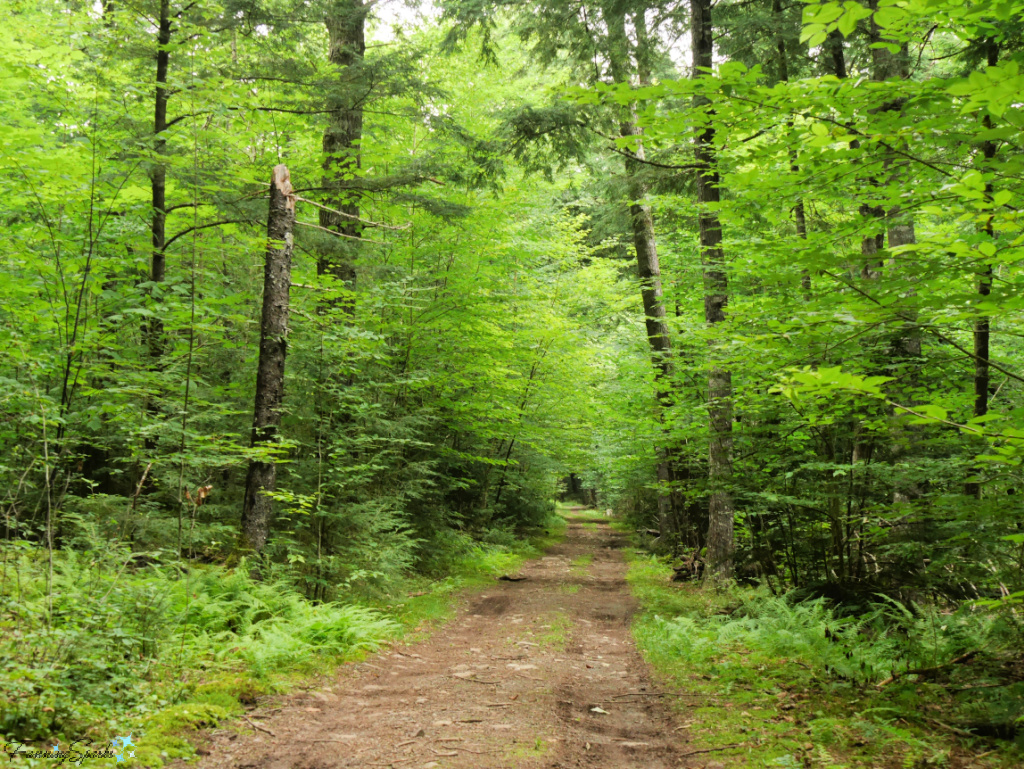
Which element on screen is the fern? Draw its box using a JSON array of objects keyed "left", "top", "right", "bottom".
[
  {"left": 0, "top": 545, "right": 400, "bottom": 740},
  {"left": 644, "top": 588, "right": 1011, "bottom": 687}
]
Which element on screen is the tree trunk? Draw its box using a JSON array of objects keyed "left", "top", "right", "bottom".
[
  {"left": 966, "top": 39, "right": 999, "bottom": 499},
  {"left": 319, "top": 0, "right": 368, "bottom": 292},
  {"left": 873, "top": 12, "right": 917, "bottom": 347},
  {"left": 772, "top": 0, "right": 810, "bottom": 295},
  {"left": 692, "top": 0, "right": 734, "bottom": 579},
  {"left": 868, "top": 16, "right": 924, "bottom": 502},
  {"left": 604, "top": 4, "right": 676, "bottom": 539},
  {"left": 241, "top": 165, "right": 296, "bottom": 554},
  {"left": 149, "top": 0, "right": 171, "bottom": 359},
  {"left": 826, "top": 30, "right": 847, "bottom": 78},
  {"left": 827, "top": 32, "right": 884, "bottom": 278},
  {"left": 622, "top": 126, "right": 675, "bottom": 540}
]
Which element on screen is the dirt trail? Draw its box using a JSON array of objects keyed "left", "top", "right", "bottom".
[{"left": 196, "top": 518, "right": 702, "bottom": 769}]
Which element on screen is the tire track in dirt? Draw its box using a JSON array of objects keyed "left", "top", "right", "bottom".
[{"left": 191, "top": 517, "right": 696, "bottom": 769}]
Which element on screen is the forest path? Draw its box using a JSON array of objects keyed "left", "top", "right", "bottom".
[{"left": 196, "top": 516, "right": 701, "bottom": 769}]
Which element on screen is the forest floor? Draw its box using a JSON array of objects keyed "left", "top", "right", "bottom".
[{"left": 187, "top": 514, "right": 708, "bottom": 769}]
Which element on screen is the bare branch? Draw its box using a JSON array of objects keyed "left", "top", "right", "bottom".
[
  {"left": 294, "top": 220, "right": 389, "bottom": 245},
  {"left": 294, "top": 196, "right": 410, "bottom": 230},
  {"left": 162, "top": 220, "right": 252, "bottom": 252}
]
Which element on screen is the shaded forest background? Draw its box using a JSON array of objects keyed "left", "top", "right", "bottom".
[{"left": 1, "top": 0, "right": 1023, "bottom": 761}]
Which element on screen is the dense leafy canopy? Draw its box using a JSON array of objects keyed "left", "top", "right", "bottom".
[{"left": 1, "top": 0, "right": 1023, "bottom": 759}]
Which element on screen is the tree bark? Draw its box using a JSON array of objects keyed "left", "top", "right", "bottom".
[
  {"left": 873, "top": 9, "right": 917, "bottom": 328},
  {"left": 149, "top": 0, "right": 171, "bottom": 359},
  {"left": 692, "top": 0, "right": 734, "bottom": 579},
  {"left": 868, "top": 15, "right": 924, "bottom": 504},
  {"left": 826, "top": 30, "right": 847, "bottom": 79},
  {"left": 887, "top": 204, "right": 922, "bottom": 394},
  {"left": 772, "top": 0, "right": 810, "bottom": 295},
  {"left": 241, "top": 165, "right": 296, "bottom": 554},
  {"left": 604, "top": 3, "right": 676, "bottom": 539},
  {"left": 827, "top": 32, "right": 883, "bottom": 278},
  {"left": 318, "top": 0, "right": 368, "bottom": 293},
  {"left": 966, "top": 39, "right": 999, "bottom": 499}
]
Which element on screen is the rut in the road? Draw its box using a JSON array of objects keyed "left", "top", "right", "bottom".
[{"left": 191, "top": 519, "right": 699, "bottom": 769}]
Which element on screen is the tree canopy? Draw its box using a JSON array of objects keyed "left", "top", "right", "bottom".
[{"left": 1, "top": 0, "right": 1023, "bottom": 760}]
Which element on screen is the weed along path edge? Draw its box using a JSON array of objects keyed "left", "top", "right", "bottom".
[{"left": 190, "top": 516, "right": 712, "bottom": 769}]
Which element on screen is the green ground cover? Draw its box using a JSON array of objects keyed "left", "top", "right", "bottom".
[
  {"left": 625, "top": 555, "right": 1024, "bottom": 768},
  {"left": 0, "top": 518, "right": 565, "bottom": 766}
]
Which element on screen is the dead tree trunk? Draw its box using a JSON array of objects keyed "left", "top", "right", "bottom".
[
  {"left": 692, "top": 0, "right": 734, "bottom": 579},
  {"left": 241, "top": 166, "right": 296, "bottom": 554}
]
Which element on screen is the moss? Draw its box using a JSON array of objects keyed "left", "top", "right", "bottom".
[
  {"left": 132, "top": 703, "right": 231, "bottom": 766},
  {"left": 190, "top": 675, "right": 269, "bottom": 711}
]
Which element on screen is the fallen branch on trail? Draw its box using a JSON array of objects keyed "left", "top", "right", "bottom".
[
  {"left": 449, "top": 675, "right": 501, "bottom": 685},
  {"left": 242, "top": 714, "right": 276, "bottom": 737},
  {"left": 609, "top": 691, "right": 707, "bottom": 698},
  {"left": 877, "top": 651, "right": 978, "bottom": 687},
  {"left": 926, "top": 718, "right": 976, "bottom": 738},
  {"left": 679, "top": 743, "right": 745, "bottom": 757}
]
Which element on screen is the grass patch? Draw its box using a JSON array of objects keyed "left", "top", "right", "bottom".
[
  {"left": 569, "top": 554, "right": 593, "bottom": 571},
  {"left": 558, "top": 582, "right": 580, "bottom": 595},
  {"left": 506, "top": 735, "right": 551, "bottom": 761},
  {"left": 556, "top": 503, "right": 611, "bottom": 521},
  {"left": 529, "top": 517, "right": 568, "bottom": 553},
  {"left": 535, "top": 611, "right": 572, "bottom": 651},
  {"left": 625, "top": 554, "right": 1024, "bottom": 768}
]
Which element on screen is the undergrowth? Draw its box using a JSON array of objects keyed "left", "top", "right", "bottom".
[
  {"left": 0, "top": 517, "right": 564, "bottom": 765},
  {"left": 555, "top": 502, "right": 611, "bottom": 521},
  {"left": 626, "top": 554, "right": 1024, "bottom": 768}
]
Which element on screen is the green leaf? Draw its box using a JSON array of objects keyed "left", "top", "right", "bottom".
[
  {"left": 873, "top": 6, "right": 906, "bottom": 28},
  {"left": 837, "top": 2, "right": 872, "bottom": 36}
]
